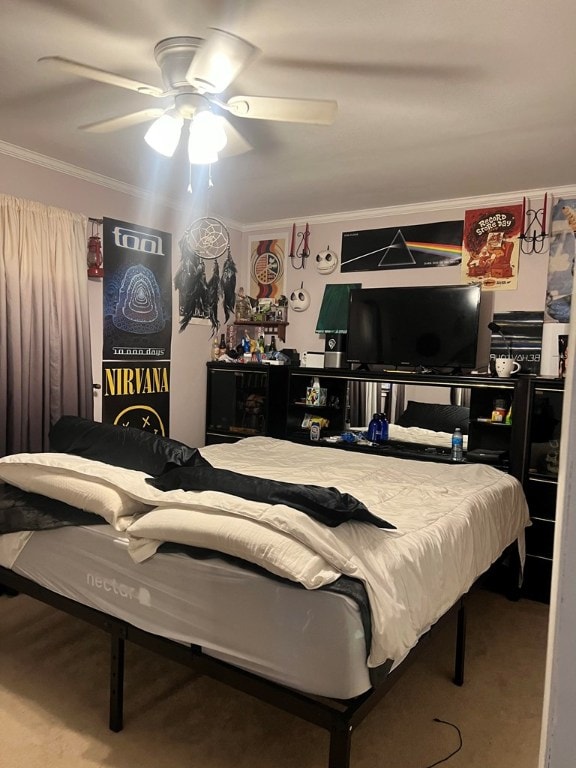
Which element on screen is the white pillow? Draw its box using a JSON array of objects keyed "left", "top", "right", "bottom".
[
  {"left": 0, "top": 464, "right": 149, "bottom": 530},
  {"left": 127, "top": 507, "right": 341, "bottom": 589}
]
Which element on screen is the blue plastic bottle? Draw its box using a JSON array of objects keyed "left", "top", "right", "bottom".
[
  {"left": 379, "top": 413, "right": 389, "bottom": 442},
  {"left": 367, "top": 413, "right": 382, "bottom": 443}
]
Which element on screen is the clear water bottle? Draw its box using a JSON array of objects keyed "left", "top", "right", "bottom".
[
  {"left": 451, "top": 427, "right": 464, "bottom": 462},
  {"left": 367, "top": 413, "right": 382, "bottom": 443}
]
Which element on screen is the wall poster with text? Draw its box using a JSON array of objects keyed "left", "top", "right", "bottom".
[
  {"left": 340, "top": 221, "right": 463, "bottom": 272},
  {"left": 102, "top": 217, "right": 172, "bottom": 434},
  {"left": 103, "top": 217, "right": 172, "bottom": 360},
  {"left": 461, "top": 204, "right": 522, "bottom": 291},
  {"left": 101, "top": 361, "right": 170, "bottom": 436}
]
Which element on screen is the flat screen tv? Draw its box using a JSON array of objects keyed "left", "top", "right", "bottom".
[{"left": 346, "top": 284, "right": 481, "bottom": 371}]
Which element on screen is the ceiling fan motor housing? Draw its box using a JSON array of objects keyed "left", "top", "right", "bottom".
[{"left": 154, "top": 37, "right": 202, "bottom": 91}]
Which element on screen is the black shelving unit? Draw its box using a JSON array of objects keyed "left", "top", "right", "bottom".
[
  {"left": 511, "top": 376, "right": 564, "bottom": 602},
  {"left": 205, "top": 362, "right": 289, "bottom": 445}
]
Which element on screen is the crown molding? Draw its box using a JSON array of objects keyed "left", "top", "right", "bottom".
[
  {"left": 1, "top": 140, "right": 573, "bottom": 233},
  {"left": 0, "top": 139, "right": 186, "bottom": 211},
  {"left": 239, "top": 184, "right": 576, "bottom": 233}
]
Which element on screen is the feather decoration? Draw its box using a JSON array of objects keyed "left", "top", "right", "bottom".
[
  {"left": 220, "top": 247, "right": 237, "bottom": 323},
  {"left": 174, "top": 234, "right": 209, "bottom": 332},
  {"left": 206, "top": 260, "right": 221, "bottom": 336}
]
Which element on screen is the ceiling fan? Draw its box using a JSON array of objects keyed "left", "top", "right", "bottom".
[{"left": 38, "top": 29, "right": 338, "bottom": 164}]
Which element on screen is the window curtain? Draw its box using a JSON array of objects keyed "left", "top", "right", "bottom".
[{"left": 0, "top": 195, "right": 93, "bottom": 456}]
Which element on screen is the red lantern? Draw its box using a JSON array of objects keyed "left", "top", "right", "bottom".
[{"left": 87, "top": 234, "right": 104, "bottom": 278}]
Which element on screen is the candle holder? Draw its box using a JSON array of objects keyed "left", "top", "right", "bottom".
[
  {"left": 519, "top": 205, "right": 549, "bottom": 254},
  {"left": 290, "top": 224, "right": 310, "bottom": 269}
]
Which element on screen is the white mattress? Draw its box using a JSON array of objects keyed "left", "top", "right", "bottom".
[{"left": 4, "top": 523, "right": 372, "bottom": 699}]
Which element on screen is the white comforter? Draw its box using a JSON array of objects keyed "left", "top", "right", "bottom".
[{"left": 0, "top": 437, "right": 529, "bottom": 667}]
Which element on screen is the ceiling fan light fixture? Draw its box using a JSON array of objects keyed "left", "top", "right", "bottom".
[
  {"left": 187, "top": 111, "right": 228, "bottom": 165},
  {"left": 144, "top": 110, "right": 184, "bottom": 157}
]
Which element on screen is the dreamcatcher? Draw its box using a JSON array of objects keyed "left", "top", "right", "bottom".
[{"left": 174, "top": 217, "right": 237, "bottom": 335}]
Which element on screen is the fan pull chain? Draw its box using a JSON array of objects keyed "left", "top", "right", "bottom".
[{"left": 187, "top": 163, "right": 193, "bottom": 194}]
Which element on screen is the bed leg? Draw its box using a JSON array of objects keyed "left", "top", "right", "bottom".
[
  {"left": 109, "top": 632, "right": 125, "bottom": 732},
  {"left": 328, "top": 722, "right": 353, "bottom": 768},
  {"left": 454, "top": 599, "right": 466, "bottom": 687}
]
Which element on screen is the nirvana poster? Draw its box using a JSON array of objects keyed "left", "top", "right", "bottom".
[
  {"left": 461, "top": 204, "right": 522, "bottom": 291},
  {"left": 102, "top": 218, "right": 172, "bottom": 360},
  {"left": 340, "top": 221, "right": 463, "bottom": 272},
  {"left": 102, "top": 217, "right": 172, "bottom": 434},
  {"left": 101, "top": 361, "right": 171, "bottom": 436}
]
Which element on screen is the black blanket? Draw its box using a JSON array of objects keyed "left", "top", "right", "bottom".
[{"left": 0, "top": 484, "right": 103, "bottom": 534}]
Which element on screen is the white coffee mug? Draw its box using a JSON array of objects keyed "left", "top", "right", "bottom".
[{"left": 495, "top": 357, "right": 521, "bottom": 377}]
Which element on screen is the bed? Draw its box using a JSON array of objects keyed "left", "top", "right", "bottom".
[{"left": 0, "top": 416, "right": 530, "bottom": 768}]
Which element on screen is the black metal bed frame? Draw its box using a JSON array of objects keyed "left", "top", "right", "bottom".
[{"left": 0, "top": 565, "right": 466, "bottom": 768}]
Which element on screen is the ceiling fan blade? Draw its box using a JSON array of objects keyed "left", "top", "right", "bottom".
[
  {"left": 38, "top": 56, "right": 164, "bottom": 97},
  {"left": 79, "top": 109, "right": 165, "bottom": 133},
  {"left": 225, "top": 95, "right": 337, "bottom": 125},
  {"left": 186, "top": 28, "right": 260, "bottom": 94}
]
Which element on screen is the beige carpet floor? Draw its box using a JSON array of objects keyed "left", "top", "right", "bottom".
[{"left": 0, "top": 589, "right": 548, "bottom": 768}]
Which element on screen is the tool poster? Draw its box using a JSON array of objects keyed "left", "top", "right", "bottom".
[
  {"left": 102, "top": 217, "right": 172, "bottom": 434},
  {"left": 340, "top": 221, "right": 463, "bottom": 272},
  {"left": 461, "top": 205, "right": 522, "bottom": 291},
  {"left": 101, "top": 361, "right": 170, "bottom": 436},
  {"left": 102, "top": 217, "right": 172, "bottom": 360}
]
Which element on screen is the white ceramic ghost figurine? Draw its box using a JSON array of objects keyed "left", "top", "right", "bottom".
[
  {"left": 289, "top": 282, "right": 311, "bottom": 312},
  {"left": 315, "top": 246, "right": 339, "bottom": 275}
]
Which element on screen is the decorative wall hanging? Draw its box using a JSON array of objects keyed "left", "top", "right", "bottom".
[
  {"left": 315, "top": 246, "right": 339, "bottom": 275},
  {"left": 519, "top": 193, "right": 550, "bottom": 255},
  {"left": 290, "top": 222, "right": 310, "bottom": 269},
  {"left": 174, "top": 217, "right": 238, "bottom": 335},
  {"left": 461, "top": 204, "right": 522, "bottom": 291},
  {"left": 87, "top": 217, "right": 104, "bottom": 278},
  {"left": 249, "top": 233, "right": 287, "bottom": 299},
  {"left": 289, "top": 282, "right": 311, "bottom": 312},
  {"left": 341, "top": 221, "right": 463, "bottom": 272},
  {"left": 544, "top": 196, "right": 576, "bottom": 324}
]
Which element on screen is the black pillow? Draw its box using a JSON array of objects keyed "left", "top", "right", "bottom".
[
  {"left": 49, "top": 415, "right": 208, "bottom": 476},
  {"left": 396, "top": 401, "right": 470, "bottom": 435},
  {"left": 147, "top": 465, "right": 395, "bottom": 530}
]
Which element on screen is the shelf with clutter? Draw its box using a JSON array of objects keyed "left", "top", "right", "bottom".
[{"left": 232, "top": 288, "right": 289, "bottom": 342}]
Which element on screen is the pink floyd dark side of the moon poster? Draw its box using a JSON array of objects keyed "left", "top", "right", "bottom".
[{"left": 341, "top": 220, "right": 463, "bottom": 272}]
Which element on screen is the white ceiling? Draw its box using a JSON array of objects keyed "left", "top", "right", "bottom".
[{"left": 0, "top": 0, "right": 574, "bottom": 225}]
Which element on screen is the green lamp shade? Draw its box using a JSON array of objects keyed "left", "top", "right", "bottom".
[{"left": 315, "top": 283, "right": 361, "bottom": 334}]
